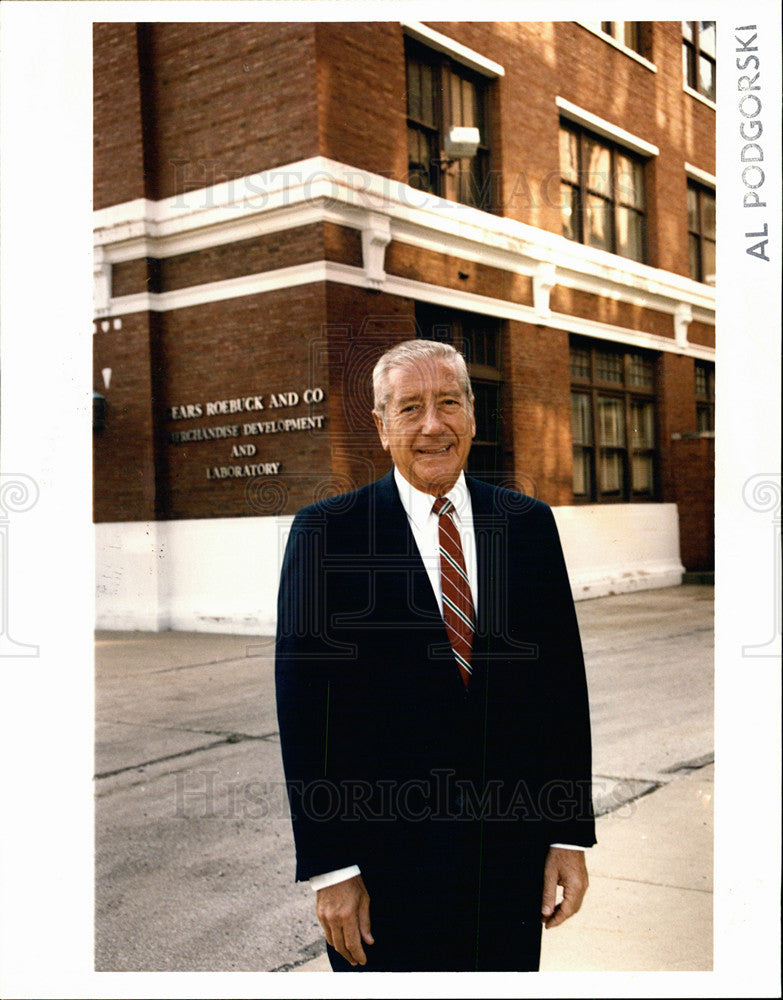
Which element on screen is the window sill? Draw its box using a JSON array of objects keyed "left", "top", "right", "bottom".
[
  {"left": 575, "top": 22, "right": 658, "bottom": 73},
  {"left": 683, "top": 85, "right": 716, "bottom": 110}
]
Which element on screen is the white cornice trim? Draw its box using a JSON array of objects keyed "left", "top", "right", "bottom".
[
  {"left": 95, "top": 156, "right": 715, "bottom": 331},
  {"left": 556, "top": 97, "right": 660, "bottom": 157},
  {"left": 574, "top": 22, "right": 658, "bottom": 73},
  {"left": 108, "top": 261, "right": 329, "bottom": 316},
  {"left": 106, "top": 257, "right": 714, "bottom": 362},
  {"left": 685, "top": 162, "right": 717, "bottom": 188},
  {"left": 400, "top": 21, "right": 505, "bottom": 77}
]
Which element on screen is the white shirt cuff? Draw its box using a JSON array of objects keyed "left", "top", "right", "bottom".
[
  {"left": 309, "top": 865, "right": 361, "bottom": 891},
  {"left": 550, "top": 843, "right": 590, "bottom": 850}
]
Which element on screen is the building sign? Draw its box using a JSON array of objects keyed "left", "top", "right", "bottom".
[{"left": 165, "top": 386, "right": 326, "bottom": 481}]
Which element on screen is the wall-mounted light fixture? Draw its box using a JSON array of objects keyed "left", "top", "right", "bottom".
[{"left": 437, "top": 126, "right": 481, "bottom": 170}]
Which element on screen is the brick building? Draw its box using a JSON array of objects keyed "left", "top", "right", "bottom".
[{"left": 93, "top": 20, "right": 716, "bottom": 632}]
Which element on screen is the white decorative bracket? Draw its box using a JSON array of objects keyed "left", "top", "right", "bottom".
[
  {"left": 674, "top": 302, "right": 693, "bottom": 347},
  {"left": 94, "top": 247, "right": 112, "bottom": 317},
  {"left": 361, "top": 213, "right": 392, "bottom": 288},
  {"left": 532, "top": 262, "right": 557, "bottom": 319}
]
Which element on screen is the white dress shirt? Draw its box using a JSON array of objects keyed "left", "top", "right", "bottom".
[{"left": 309, "top": 468, "right": 584, "bottom": 891}]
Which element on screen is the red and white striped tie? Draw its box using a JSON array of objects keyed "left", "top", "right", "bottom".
[{"left": 432, "top": 496, "right": 474, "bottom": 687}]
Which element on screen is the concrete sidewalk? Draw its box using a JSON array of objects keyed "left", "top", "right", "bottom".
[
  {"left": 95, "top": 584, "right": 713, "bottom": 972},
  {"left": 295, "top": 763, "right": 714, "bottom": 972}
]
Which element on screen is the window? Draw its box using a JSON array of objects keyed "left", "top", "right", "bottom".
[
  {"left": 687, "top": 181, "right": 716, "bottom": 284},
  {"left": 406, "top": 40, "right": 492, "bottom": 209},
  {"left": 695, "top": 360, "right": 715, "bottom": 432},
  {"left": 582, "top": 21, "right": 647, "bottom": 56},
  {"left": 570, "top": 337, "right": 658, "bottom": 502},
  {"left": 683, "top": 21, "right": 716, "bottom": 101},
  {"left": 416, "top": 304, "right": 504, "bottom": 482},
  {"left": 560, "top": 122, "right": 647, "bottom": 262}
]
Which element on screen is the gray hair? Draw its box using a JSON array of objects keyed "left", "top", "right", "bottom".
[{"left": 372, "top": 340, "right": 473, "bottom": 421}]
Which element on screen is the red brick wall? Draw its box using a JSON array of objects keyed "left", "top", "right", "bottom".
[
  {"left": 657, "top": 352, "right": 698, "bottom": 500},
  {"left": 503, "top": 320, "right": 573, "bottom": 506},
  {"left": 315, "top": 23, "right": 408, "bottom": 180},
  {"left": 385, "top": 242, "right": 533, "bottom": 305},
  {"left": 94, "top": 22, "right": 320, "bottom": 209},
  {"left": 670, "top": 437, "right": 714, "bottom": 570},
  {"left": 93, "top": 24, "right": 149, "bottom": 208},
  {"left": 93, "top": 313, "right": 161, "bottom": 521}
]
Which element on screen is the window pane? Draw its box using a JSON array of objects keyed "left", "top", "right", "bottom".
[
  {"left": 463, "top": 317, "right": 500, "bottom": 368},
  {"left": 407, "top": 59, "right": 421, "bottom": 118},
  {"left": 573, "top": 448, "right": 593, "bottom": 496},
  {"left": 586, "top": 194, "right": 612, "bottom": 250},
  {"left": 571, "top": 393, "right": 592, "bottom": 444},
  {"left": 683, "top": 45, "right": 693, "bottom": 86},
  {"left": 420, "top": 62, "right": 435, "bottom": 125},
  {"left": 623, "top": 22, "right": 640, "bottom": 52},
  {"left": 695, "top": 363, "right": 708, "bottom": 396},
  {"left": 570, "top": 345, "right": 591, "bottom": 379},
  {"left": 700, "top": 21, "right": 716, "bottom": 57},
  {"left": 408, "top": 128, "right": 435, "bottom": 191},
  {"left": 696, "top": 405, "right": 713, "bottom": 433},
  {"left": 585, "top": 138, "right": 611, "bottom": 195},
  {"left": 687, "top": 185, "right": 699, "bottom": 231},
  {"left": 598, "top": 396, "right": 625, "bottom": 445},
  {"left": 600, "top": 451, "right": 624, "bottom": 493},
  {"left": 689, "top": 233, "right": 700, "bottom": 280},
  {"left": 632, "top": 453, "right": 654, "bottom": 493},
  {"left": 472, "top": 381, "right": 501, "bottom": 443},
  {"left": 596, "top": 351, "right": 623, "bottom": 383},
  {"left": 702, "top": 239, "right": 716, "bottom": 285},
  {"left": 463, "top": 78, "right": 477, "bottom": 128},
  {"left": 631, "top": 400, "right": 655, "bottom": 447},
  {"left": 699, "top": 55, "right": 715, "bottom": 99},
  {"left": 560, "top": 128, "right": 579, "bottom": 183},
  {"left": 616, "top": 207, "right": 644, "bottom": 261},
  {"left": 701, "top": 190, "right": 716, "bottom": 239},
  {"left": 682, "top": 20, "right": 694, "bottom": 41},
  {"left": 629, "top": 353, "right": 654, "bottom": 388},
  {"left": 561, "top": 183, "right": 578, "bottom": 241},
  {"left": 616, "top": 155, "right": 643, "bottom": 208}
]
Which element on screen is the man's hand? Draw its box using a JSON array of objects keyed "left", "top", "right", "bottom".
[
  {"left": 315, "top": 874, "right": 374, "bottom": 966},
  {"left": 540, "top": 847, "right": 589, "bottom": 929}
]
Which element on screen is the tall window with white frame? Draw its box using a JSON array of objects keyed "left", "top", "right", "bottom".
[
  {"left": 405, "top": 39, "right": 493, "bottom": 210},
  {"left": 687, "top": 180, "right": 716, "bottom": 285},
  {"left": 570, "top": 337, "right": 658, "bottom": 503},
  {"left": 560, "top": 121, "right": 647, "bottom": 263},
  {"left": 682, "top": 21, "right": 716, "bottom": 101}
]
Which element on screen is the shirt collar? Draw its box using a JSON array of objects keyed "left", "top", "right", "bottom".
[{"left": 393, "top": 466, "right": 471, "bottom": 530}]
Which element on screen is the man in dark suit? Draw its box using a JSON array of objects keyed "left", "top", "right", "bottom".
[{"left": 275, "top": 339, "right": 595, "bottom": 972}]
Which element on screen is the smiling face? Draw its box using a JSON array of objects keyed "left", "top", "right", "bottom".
[{"left": 372, "top": 356, "right": 476, "bottom": 496}]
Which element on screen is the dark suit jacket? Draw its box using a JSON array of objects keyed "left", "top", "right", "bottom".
[{"left": 275, "top": 470, "right": 595, "bottom": 968}]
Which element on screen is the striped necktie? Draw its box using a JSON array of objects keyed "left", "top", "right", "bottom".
[{"left": 432, "top": 496, "right": 474, "bottom": 687}]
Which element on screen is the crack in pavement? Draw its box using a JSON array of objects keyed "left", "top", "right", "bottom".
[
  {"left": 94, "top": 729, "right": 280, "bottom": 779},
  {"left": 590, "top": 873, "right": 712, "bottom": 894}
]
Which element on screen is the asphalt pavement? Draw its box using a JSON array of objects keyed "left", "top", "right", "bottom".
[{"left": 94, "top": 584, "right": 714, "bottom": 972}]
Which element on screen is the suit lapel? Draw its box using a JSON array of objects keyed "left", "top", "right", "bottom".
[{"left": 372, "top": 470, "right": 443, "bottom": 625}]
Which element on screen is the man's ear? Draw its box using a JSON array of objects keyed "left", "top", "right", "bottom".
[{"left": 372, "top": 410, "right": 390, "bottom": 452}]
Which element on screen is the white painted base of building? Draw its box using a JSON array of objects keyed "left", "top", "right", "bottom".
[
  {"left": 95, "top": 504, "right": 684, "bottom": 633},
  {"left": 552, "top": 503, "right": 685, "bottom": 600}
]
